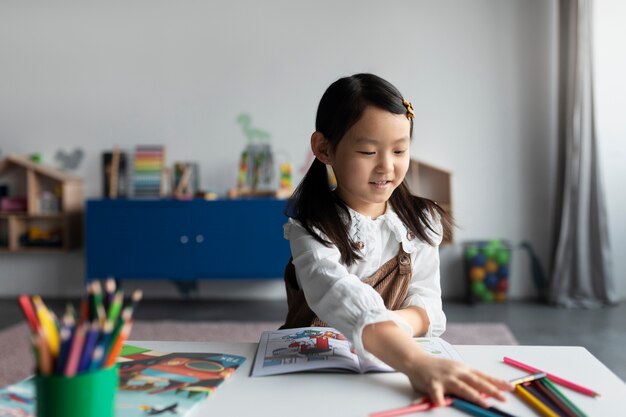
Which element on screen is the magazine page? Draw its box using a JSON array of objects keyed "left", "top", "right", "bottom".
[
  {"left": 116, "top": 346, "right": 246, "bottom": 416},
  {"left": 0, "top": 346, "right": 246, "bottom": 417},
  {"left": 359, "top": 337, "right": 464, "bottom": 373},
  {"left": 251, "top": 327, "right": 362, "bottom": 377},
  {"left": 0, "top": 377, "right": 35, "bottom": 417}
]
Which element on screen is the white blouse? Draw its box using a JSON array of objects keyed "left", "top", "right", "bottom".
[{"left": 283, "top": 205, "right": 446, "bottom": 360}]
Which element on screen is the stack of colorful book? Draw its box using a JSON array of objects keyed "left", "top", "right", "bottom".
[{"left": 132, "top": 145, "right": 165, "bottom": 198}]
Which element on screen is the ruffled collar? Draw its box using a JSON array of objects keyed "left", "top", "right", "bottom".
[{"left": 343, "top": 205, "right": 420, "bottom": 254}]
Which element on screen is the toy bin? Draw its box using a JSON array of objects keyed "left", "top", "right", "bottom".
[{"left": 464, "top": 240, "right": 512, "bottom": 304}]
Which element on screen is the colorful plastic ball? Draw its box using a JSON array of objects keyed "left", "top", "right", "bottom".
[
  {"left": 480, "top": 291, "right": 495, "bottom": 303},
  {"left": 485, "top": 260, "right": 498, "bottom": 273},
  {"left": 497, "top": 265, "right": 509, "bottom": 278},
  {"left": 471, "top": 281, "right": 487, "bottom": 295},
  {"left": 496, "top": 250, "right": 510, "bottom": 265},
  {"left": 488, "top": 239, "right": 503, "bottom": 249},
  {"left": 484, "top": 273, "right": 499, "bottom": 289},
  {"left": 469, "top": 267, "right": 486, "bottom": 282},
  {"left": 484, "top": 245, "right": 497, "bottom": 260},
  {"left": 497, "top": 279, "right": 509, "bottom": 291},
  {"left": 465, "top": 245, "right": 479, "bottom": 260},
  {"left": 494, "top": 291, "right": 507, "bottom": 303},
  {"left": 471, "top": 253, "right": 487, "bottom": 267}
]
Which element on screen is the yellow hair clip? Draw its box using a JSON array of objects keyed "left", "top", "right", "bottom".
[{"left": 402, "top": 99, "right": 415, "bottom": 120}]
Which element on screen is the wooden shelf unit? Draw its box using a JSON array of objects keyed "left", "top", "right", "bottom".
[
  {"left": 0, "top": 155, "right": 83, "bottom": 252},
  {"left": 405, "top": 159, "right": 453, "bottom": 244}
]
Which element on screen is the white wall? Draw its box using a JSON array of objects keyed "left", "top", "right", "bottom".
[{"left": 0, "top": 0, "right": 569, "bottom": 300}]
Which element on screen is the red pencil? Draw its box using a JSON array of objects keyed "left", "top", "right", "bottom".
[
  {"left": 503, "top": 356, "right": 599, "bottom": 397},
  {"left": 369, "top": 398, "right": 452, "bottom": 417},
  {"left": 17, "top": 295, "right": 40, "bottom": 333}
]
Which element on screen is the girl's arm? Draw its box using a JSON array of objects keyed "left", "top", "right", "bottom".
[
  {"left": 361, "top": 320, "right": 514, "bottom": 407},
  {"left": 393, "top": 306, "right": 430, "bottom": 336},
  {"left": 400, "top": 218, "right": 447, "bottom": 337}
]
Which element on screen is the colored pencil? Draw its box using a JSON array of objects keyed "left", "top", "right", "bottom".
[
  {"left": 509, "top": 372, "right": 547, "bottom": 386},
  {"left": 94, "top": 321, "right": 114, "bottom": 370},
  {"left": 451, "top": 398, "right": 519, "bottom": 417},
  {"left": 110, "top": 307, "right": 132, "bottom": 353},
  {"left": 369, "top": 397, "right": 452, "bottom": 417},
  {"left": 129, "top": 289, "right": 143, "bottom": 313},
  {"left": 79, "top": 295, "right": 89, "bottom": 323},
  {"left": 32, "top": 295, "right": 60, "bottom": 357},
  {"left": 451, "top": 398, "right": 504, "bottom": 417},
  {"left": 77, "top": 321, "right": 101, "bottom": 373},
  {"left": 17, "top": 295, "right": 40, "bottom": 332},
  {"left": 540, "top": 378, "right": 588, "bottom": 417},
  {"left": 105, "top": 320, "right": 132, "bottom": 367},
  {"left": 89, "top": 345, "right": 105, "bottom": 372},
  {"left": 523, "top": 382, "right": 566, "bottom": 417},
  {"left": 531, "top": 379, "right": 580, "bottom": 417},
  {"left": 91, "top": 280, "right": 107, "bottom": 325},
  {"left": 35, "top": 329, "right": 53, "bottom": 375},
  {"left": 104, "top": 277, "right": 116, "bottom": 310},
  {"left": 503, "top": 357, "right": 599, "bottom": 397},
  {"left": 107, "top": 290, "right": 124, "bottom": 325},
  {"left": 55, "top": 327, "right": 73, "bottom": 374},
  {"left": 514, "top": 384, "right": 559, "bottom": 417},
  {"left": 17, "top": 279, "right": 140, "bottom": 376},
  {"left": 64, "top": 323, "right": 86, "bottom": 377}
]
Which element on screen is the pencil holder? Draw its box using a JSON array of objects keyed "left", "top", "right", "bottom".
[{"left": 35, "top": 365, "right": 118, "bottom": 417}]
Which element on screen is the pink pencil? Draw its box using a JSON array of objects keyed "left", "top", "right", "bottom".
[
  {"left": 369, "top": 398, "right": 452, "bottom": 417},
  {"left": 503, "top": 356, "right": 599, "bottom": 397},
  {"left": 64, "top": 323, "right": 86, "bottom": 376}
]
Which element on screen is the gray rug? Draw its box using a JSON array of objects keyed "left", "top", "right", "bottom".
[{"left": 0, "top": 321, "right": 517, "bottom": 387}]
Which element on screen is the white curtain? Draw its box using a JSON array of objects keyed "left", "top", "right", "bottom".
[{"left": 550, "top": 0, "right": 617, "bottom": 307}]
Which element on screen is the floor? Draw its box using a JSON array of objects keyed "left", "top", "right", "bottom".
[{"left": 2, "top": 298, "right": 624, "bottom": 382}]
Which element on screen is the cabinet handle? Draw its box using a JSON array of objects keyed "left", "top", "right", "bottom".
[
  {"left": 180, "top": 235, "right": 189, "bottom": 244},
  {"left": 195, "top": 234, "right": 204, "bottom": 243}
]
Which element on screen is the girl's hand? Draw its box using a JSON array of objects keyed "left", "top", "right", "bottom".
[
  {"left": 362, "top": 321, "right": 514, "bottom": 407},
  {"left": 405, "top": 355, "right": 514, "bottom": 407}
]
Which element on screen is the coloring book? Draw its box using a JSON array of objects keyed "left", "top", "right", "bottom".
[
  {"left": 0, "top": 345, "right": 246, "bottom": 417},
  {"left": 251, "top": 327, "right": 462, "bottom": 377}
]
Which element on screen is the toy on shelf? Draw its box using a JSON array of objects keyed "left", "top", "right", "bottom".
[
  {"left": 173, "top": 162, "right": 199, "bottom": 200},
  {"left": 229, "top": 113, "right": 292, "bottom": 199},
  {"left": 55, "top": 148, "right": 84, "bottom": 171},
  {"left": 132, "top": 145, "right": 166, "bottom": 198},
  {"left": 464, "top": 240, "right": 511, "bottom": 304},
  {"left": 103, "top": 146, "right": 128, "bottom": 198}
]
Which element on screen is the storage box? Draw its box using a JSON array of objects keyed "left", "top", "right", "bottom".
[
  {"left": 464, "top": 240, "right": 511, "bottom": 303},
  {"left": 0, "top": 197, "right": 27, "bottom": 212}
]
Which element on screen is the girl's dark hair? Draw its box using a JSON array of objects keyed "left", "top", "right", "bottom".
[{"left": 287, "top": 73, "right": 453, "bottom": 265}]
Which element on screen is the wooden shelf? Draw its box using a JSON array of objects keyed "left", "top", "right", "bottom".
[
  {"left": 405, "top": 159, "right": 453, "bottom": 244},
  {"left": 0, "top": 155, "right": 83, "bottom": 252}
]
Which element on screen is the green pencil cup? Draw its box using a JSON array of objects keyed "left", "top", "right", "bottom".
[{"left": 36, "top": 365, "right": 118, "bottom": 417}]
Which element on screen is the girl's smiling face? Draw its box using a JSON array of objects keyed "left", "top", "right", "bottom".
[{"left": 328, "top": 105, "right": 411, "bottom": 219}]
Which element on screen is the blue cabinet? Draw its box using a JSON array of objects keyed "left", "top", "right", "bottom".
[{"left": 85, "top": 199, "right": 290, "bottom": 281}]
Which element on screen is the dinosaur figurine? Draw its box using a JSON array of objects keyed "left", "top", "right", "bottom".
[{"left": 237, "top": 113, "right": 270, "bottom": 142}]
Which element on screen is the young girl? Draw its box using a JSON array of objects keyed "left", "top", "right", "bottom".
[{"left": 281, "top": 73, "right": 513, "bottom": 407}]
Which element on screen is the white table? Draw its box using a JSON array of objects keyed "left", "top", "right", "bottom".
[{"left": 131, "top": 341, "right": 626, "bottom": 416}]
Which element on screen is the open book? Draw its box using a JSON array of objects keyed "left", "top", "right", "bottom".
[{"left": 251, "top": 326, "right": 462, "bottom": 377}]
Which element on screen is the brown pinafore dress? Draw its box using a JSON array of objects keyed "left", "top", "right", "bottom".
[{"left": 280, "top": 246, "right": 413, "bottom": 329}]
